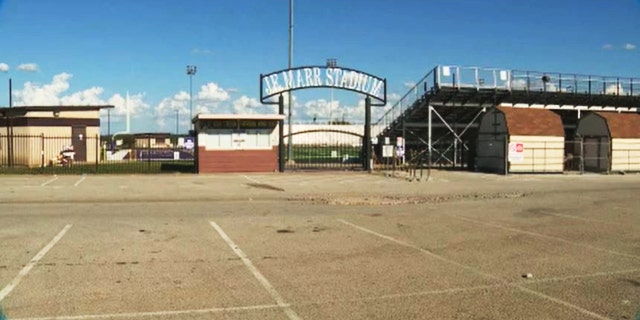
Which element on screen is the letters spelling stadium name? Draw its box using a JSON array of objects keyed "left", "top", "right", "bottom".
[{"left": 263, "top": 67, "right": 385, "bottom": 99}]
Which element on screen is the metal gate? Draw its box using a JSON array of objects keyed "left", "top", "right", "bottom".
[{"left": 284, "top": 129, "right": 363, "bottom": 170}]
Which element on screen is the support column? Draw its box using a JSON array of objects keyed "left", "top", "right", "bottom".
[
  {"left": 428, "top": 105, "right": 432, "bottom": 168},
  {"left": 364, "top": 97, "right": 372, "bottom": 172},
  {"left": 278, "top": 94, "right": 285, "bottom": 172}
]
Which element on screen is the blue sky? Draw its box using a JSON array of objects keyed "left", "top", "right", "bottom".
[{"left": 0, "top": 0, "right": 638, "bottom": 134}]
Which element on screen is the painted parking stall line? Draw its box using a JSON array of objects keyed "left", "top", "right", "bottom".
[
  {"left": 0, "top": 224, "right": 73, "bottom": 302},
  {"left": 209, "top": 221, "right": 301, "bottom": 320},
  {"left": 40, "top": 176, "right": 58, "bottom": 187},
  {"left": 12, "top": 304, "right": 282, "bottom": 320},
  {"left": 337, "top": 219, "right": 613, "bottom": 320},
  {"left": 447, "top": 214, "right": 640, "bottom": 260},
  {"left": 241, "top": 175, "right": 261, "bottom": 184},
  {"left": 74, "top": 175, "right": 87, "bottom": 187}
]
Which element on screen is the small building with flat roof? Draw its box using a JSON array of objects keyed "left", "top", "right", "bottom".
[
  {"left": 0, "top": 105, "right": 114, "bottom": 167},
  {"left": 193, "top": 114, "right": 285, "bottom": 173}
]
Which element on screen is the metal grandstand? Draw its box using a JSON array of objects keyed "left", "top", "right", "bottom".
[{"left": 375, "top": 65, "right": 640, "bottom": 169}]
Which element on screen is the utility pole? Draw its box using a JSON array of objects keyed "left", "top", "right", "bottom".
[
  {"left": 326, "top": 58, "right": 337, "bottom": 124},
  {"left": 287, "top": 0, "right": 294, "bottom": 162}
]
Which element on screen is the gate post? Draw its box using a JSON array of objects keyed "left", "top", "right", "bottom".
[
  {"left": 278, "top": 94, "right": 285, "bottom": 173},
  {"left": 364, "top": 97, "right": 372, "bottom": 172}
]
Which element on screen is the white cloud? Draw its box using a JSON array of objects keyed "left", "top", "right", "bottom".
[
  {"left": 156, "top": 91, "right": 189, "bottom": 116},
  {"left": 301, "top": 99, "right": 330, "bottom": 121},
  {"left": 155, "top": 91, "right": 191, "bottom": 129},
  {"left": 191, "top": 48, "right": 212, "bottom": 55},
  {"left": 0, "top": 63, "right": 9, "bottom": 72},
  {"left": 153, "top": 81, "right": 279, "bottom": 130},
  {"left": 193, "top": 82, "right": 232, "bottom": 115},
  {"left": 602, "top": 44, "right": 614, "bottom": 50},
  {"left": 232, "top": 96, "right": 270, "bottom": 114},
  {"left": 278, "top": 91, "right": 406, "bottom": 124},
  {"left": 624, "top": 43, "right": 636, "bottom": 50},
  {"left": 60, "top": 86, "right": 105, "bottom": 105},
  {"left": 197, "top": 83, "right": 231, "bottom": 102},
  {"left": 106, "top": 93, "right": 151, "bottom": 118},
  {"left": 404, "top": 81, "right": 416, "bottom": 89},
  {"left": 605, "top": 83, "right": 624, "bottom": 95},
  {"left": 14, "top": 73, "right": 72, "bottom": 105},
  {"left": 13, "top": 73, "right": 148, "bottom": 122},
  {"left": 17, "top": 63, "right": 38, "bottom": 72}
]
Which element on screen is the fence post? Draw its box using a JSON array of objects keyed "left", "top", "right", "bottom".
[
  {"left": 40, "top": 133, "right": 45, "bottom": 168},
  {"left": 579, "top": 138, "right": 584, "bottom": 174},
  {"left": 95, "top": 134, "right": 99, "bottom": 173},
  {"left": 504, "top": 136, "right": 509, "bottom": 175},
  {"left": 147, "top": 135, "right": 151, "bottom": 171}
]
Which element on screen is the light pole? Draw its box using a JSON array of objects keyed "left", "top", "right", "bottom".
[
  {"left": 326, "top": 58, "right": 337, "bottom": 124},
  {"left": 186, "top": 65, "right": 197, "bottom": 130},
  {"left": 287, "top": 0, "right": 294, "bottom": 162},
  {"left": 175, "top": 109, "right": 179, "bottom": 135}
]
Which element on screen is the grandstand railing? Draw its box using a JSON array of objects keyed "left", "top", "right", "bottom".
[
  {"left": 375, "top": 65, "right": 640, "bottom": 129},
  {"left": 374, "top": 66, "right": 438, "bottom": 128}
]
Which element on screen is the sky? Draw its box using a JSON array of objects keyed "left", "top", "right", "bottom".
[{"left": 0, "top": 0, "right": 638, "bottom": 134}]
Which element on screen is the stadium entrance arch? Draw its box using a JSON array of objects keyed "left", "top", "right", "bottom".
[{"left": 260, "top": 65, "right": 387, "bottom": 172}]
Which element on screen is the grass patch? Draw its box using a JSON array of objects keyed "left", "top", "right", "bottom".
[{"left": 0, "top": 161, "right": 195, "bottom": 175}]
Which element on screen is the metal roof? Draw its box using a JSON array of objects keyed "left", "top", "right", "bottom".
[
  {"left": 497, "top": 106, "right": 565, "bottom": 136},
  {"left": 0, "top": 105, "right": 114, "bottom": 117},
  {"left": 594, "top": 112, "right": 640, "bottom": 139},
  {"left": 194, "top": 114, "right": 286, "bottom": 122}
]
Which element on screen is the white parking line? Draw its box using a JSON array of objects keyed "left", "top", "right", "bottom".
[
  {"left": 40, "top": 176, "right": 58, "bottom": 187},
  {"left": 448, "top": 214, "right": 640, "bottom": 260},
  {"left": 74, "top": 175, "right": 87, "bottom": 187},
  {"left": 338, "top": 219, "right": 612, "bottom": 320},
  {"left": 241, "top": 175, "right": 261, "bottom": 184},
  {"left": 541, "top": 212, "right": 632, "bottom": 228},
  {"left": 297, "top": 268, "right": 640, "bottom": 307},
  {"left": 0, "top": 224, "right": 73, "bottom": 302},
  {"left": 209, "top": 221, "right": 301, "bottom": 320},
  {"left": 12, "top": 304, "right": 282, "bottom": 320}
]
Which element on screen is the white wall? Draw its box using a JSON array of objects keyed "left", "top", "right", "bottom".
[
  {"left": 508, "top": 135, "right": 564, "bottom": 173},
  {"left": 611, "top": 138, "right": 640, "bottom": 172},
  {"left": 199, "top": 126, "right": 280, "bottom": 151}
]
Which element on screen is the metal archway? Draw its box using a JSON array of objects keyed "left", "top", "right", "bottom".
[{"left": 260, "top": 65, "right": 387, "bottom": 172}]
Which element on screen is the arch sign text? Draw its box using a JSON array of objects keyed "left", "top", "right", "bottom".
[{"left": 260, "top": 66, "right": 387, "bottom": 104}]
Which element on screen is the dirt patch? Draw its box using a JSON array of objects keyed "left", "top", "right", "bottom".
[
  {"left": 312, "top": 226, "right": 327, "bottom": 232},
  {"left": 515, "top": 207, "right": 556, "bottom": 218},
  {"left": 277, "top": 228, "right": 295, "bottom": 233},
  {"left": 288, "top": 192, "right": 528, "bottom": 205}
]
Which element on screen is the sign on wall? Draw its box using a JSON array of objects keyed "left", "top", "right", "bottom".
[
  {"left": 382, "top": 145, "right": 394, "bottom": 158},
  {"left": 508, "top": 142, "right": 525, "bottom": 162}
]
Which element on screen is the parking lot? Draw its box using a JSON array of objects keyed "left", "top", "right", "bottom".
[{"left": 0, "top": 171, "right": 639, "bottom": 319}]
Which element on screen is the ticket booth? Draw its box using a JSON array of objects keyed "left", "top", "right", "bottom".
[{"left": 193, "top": 114, "right": 285, "bottom": 173}]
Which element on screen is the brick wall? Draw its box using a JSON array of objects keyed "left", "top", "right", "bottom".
[{"left": 197, "top": 147, "right": 279, "bottom": 173}]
